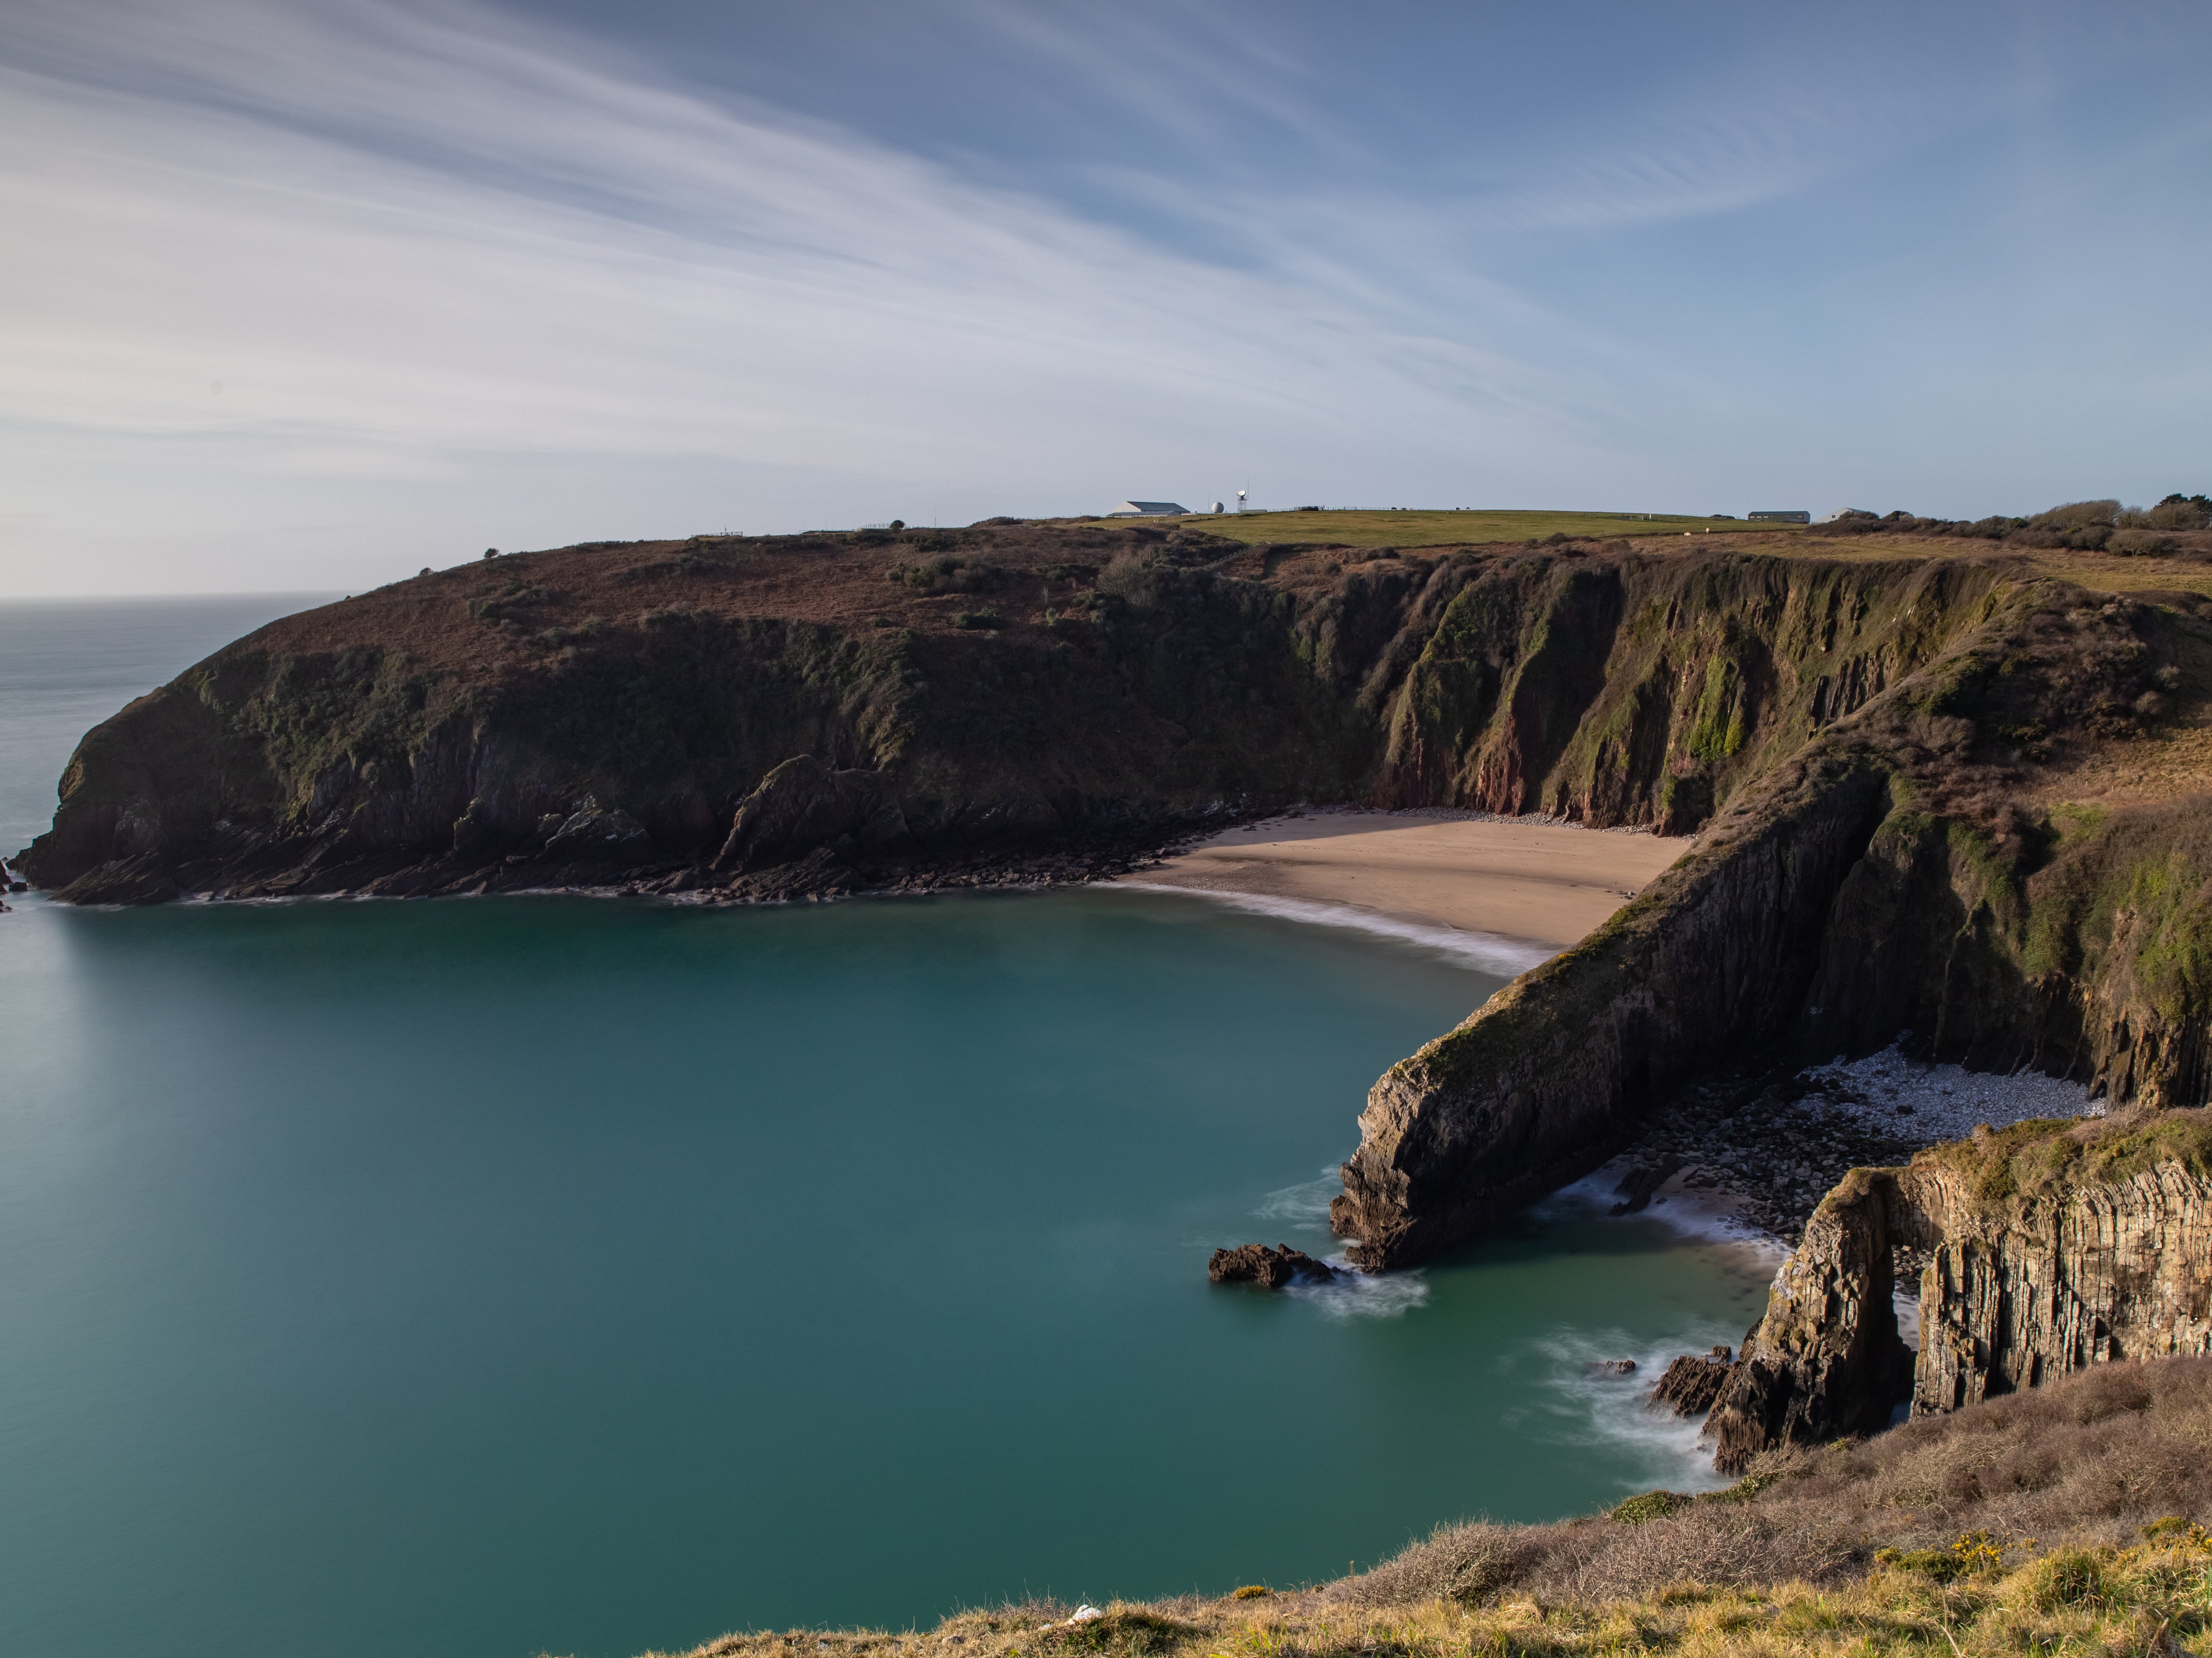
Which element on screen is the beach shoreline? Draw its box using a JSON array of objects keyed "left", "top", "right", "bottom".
[{"left": 1115, "top": 806, "right": 1694, "bottom": 950}]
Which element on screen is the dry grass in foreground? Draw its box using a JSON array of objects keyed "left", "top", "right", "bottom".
[{"left": 629, "top": 1360, "right": 2212, "bottom": 1658}]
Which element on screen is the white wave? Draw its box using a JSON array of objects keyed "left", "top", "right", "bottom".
[
  {"left": 1524, "top": 1326, "right": 1739, "bottom": 1495},
  {"left": 1254, "top": 1167, "right": 1342, "bottom": 1228},
  {"left": 1116, "top": 882, "right": 1553, "bottom": 975},
  {"left": 1283, "top": 1256, "right": 1430, "bottom": 1320}
]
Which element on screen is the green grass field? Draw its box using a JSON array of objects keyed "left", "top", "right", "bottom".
[{"left": 1148, "top": 509, "right": 1798, "bottom": 548}]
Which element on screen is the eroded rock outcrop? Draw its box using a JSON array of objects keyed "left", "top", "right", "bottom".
[
  {"left": 1646, "top": 1347, "right": 1735, "bottom": 1417},
  {"left": 1207, "top": 1244, "right": 1341, "bottom": 1288},
  {"left": 1708, "top": 1110, "right": 2212, "bottom": 1469},
  {"left": 1331, "top": 582, "right": 2212, "bottom": 1269}
]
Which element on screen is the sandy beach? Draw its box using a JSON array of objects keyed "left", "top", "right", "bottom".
[{"left": 1122, "top": 810, "right": 1692, "bottom": 950}]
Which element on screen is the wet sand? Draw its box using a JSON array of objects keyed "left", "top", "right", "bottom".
[{"left": 1123, "top": 810, "right": 1692, "bottom": 950}]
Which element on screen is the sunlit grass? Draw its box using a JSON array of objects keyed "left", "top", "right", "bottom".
[
  {"left": 642, "top": 1531, "right": 2212, "bottom": 1658},
  {"left": 1170, "top": 509, "right": 1790, "bottom": 548}
]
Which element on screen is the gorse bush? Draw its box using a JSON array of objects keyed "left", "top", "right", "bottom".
[
  {"left": 2029, "top": 499, "right": 2122, "bottom": 531},
  {"left": 885, "top": 558, "right": 1005, "bottom": 595},
  {"left": 1813, "top": 494, "right": 2208, "bottom": 553},
  {"left": 2152, "top": 493, "right": 2212, "bottom": 530}
]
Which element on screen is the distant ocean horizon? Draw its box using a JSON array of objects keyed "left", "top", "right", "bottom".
[{"left": 0, "top": 597, "right": 1773, "bottom": 1658}]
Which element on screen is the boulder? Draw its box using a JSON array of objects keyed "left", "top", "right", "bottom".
[
  {"left": 541, "top": 800, "right": 654, "bottom": 860},
  {"left": 715, "top": 757, "right": 915, "bottom": 873},
  {"left": 1610, "top": 1155, "right": 1685, "bottom": 1216},
  {"left": 1207, "top": 1243, "right": 1341, "bottom": 1288},
  {"left": 1645, "top": 1347, "right": 1733, "bottom": 1417}
]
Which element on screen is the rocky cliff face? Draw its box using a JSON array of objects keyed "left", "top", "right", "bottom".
[
  {"left": 18, "top": 530, "right": 2024, "bottom": 911},
  {"left": 24, "top": 526, "right": 2212, "bottom": 1316},
  {"left": 1331, "top": 582, "right": 2212, "bottom": 1268},
  {"left": 1709, "top": 1110, "right": 2212, "bottom": 1469}
]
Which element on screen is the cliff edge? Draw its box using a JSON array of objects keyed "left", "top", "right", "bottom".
[
  {"left": 1331, "top": 577, "right": 2212, "bottom": 1266},
  {"left": 1709, "top": 1108, "right": 2212, "bottom": 1469}
]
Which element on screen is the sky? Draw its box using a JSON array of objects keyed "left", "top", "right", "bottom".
[{"left": 3, "top": 0, "right": 2208, "bottom": 595}]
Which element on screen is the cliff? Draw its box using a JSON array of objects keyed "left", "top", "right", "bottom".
[
  {"left": 1332, "top": 581, "right": 2212, "bottom": 1267},
  {"left": 1708, "top": 1108, "right": 2212, "bottom": 1470},
  {"left": 25, "top": 524, "right": 2212, "bottom": 1289},
  {"left": 19, "top": 528, "right": 2032, "bottom": 907}
]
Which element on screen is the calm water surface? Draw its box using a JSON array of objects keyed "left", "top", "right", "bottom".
[{"left": 0, "top": 601, "right": 1772, "bottom": 1658}]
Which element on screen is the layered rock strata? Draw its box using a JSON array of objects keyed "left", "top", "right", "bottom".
[
  {"left": 1708, "top": 1110, "right": 2212, "bottom": 1469},
  {"left": 1646, "top": 1348, "right": 1736, "bottom": 1417}
]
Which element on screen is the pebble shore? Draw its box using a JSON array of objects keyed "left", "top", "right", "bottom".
[{"left": 1613, "top": 1041, "right": 2102, "bottom": 1245}]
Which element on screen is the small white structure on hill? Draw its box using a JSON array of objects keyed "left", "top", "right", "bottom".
[{"left": 1106, "top": 500, "right": 1188, "bottom": 517}]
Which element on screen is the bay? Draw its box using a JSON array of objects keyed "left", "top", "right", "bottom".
[{"left": 0, "top": 601, "right": 1773, "bottom": 1658}]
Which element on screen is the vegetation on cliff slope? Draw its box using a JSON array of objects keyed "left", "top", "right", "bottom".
[
  {"left": 20, "top": 525, "right": 2079, "bottom": 907},
  {"left": 1336, "top": 561, "right": 2212, "bottom": 1266},
  {"left": 628, "top": 1360, "right": 2212, "bottom": 1658}
]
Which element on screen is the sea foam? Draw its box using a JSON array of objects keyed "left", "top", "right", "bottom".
[{"left": 1116, "top": 882, "right": 1553, "bottom": 975}]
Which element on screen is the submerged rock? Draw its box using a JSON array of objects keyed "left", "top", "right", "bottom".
[{"left": 1207, "top": 1243, "right": 1341, "bottom": 1288}]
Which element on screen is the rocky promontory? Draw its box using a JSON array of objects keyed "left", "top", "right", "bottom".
[
  {"left": 1706, "top": 1107, "right": 2212, "bottom": 1467},
  {"left": 1330, "top": 573, "right": 2212, "bottom": 1268},
  {"left": 22, "top": 521, "right": 2212, "bottom": 1394}
]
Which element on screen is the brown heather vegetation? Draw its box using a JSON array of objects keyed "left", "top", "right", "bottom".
[{"left": 625, "top": 1361, "right": 2212, "bottom": 1658}]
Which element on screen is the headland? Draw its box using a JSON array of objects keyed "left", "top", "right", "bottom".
[{"left": 19, "top": 501, "right": 2212, "bottom": 1531}]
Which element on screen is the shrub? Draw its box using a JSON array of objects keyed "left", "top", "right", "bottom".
[
  {"left": 886, "top": 558, "right": 1004, "bottom": 595},
  {"left": 1611, "top": 1491, "right": 1691, "bottom": 1525},
  {"left": 2030, "top": 499, "right": 2121, "bottom": 530},
  {"left": 2011, "top": 1546, "right": 2112, "bottom": 1610},
  {"left": 2108, "top": 528, "right": 2180, "bottom": 557},
  {"left": 1339, "top": 1520, "right": 1540, "bottom": 1607},
  {"left": 954, "top": 608, "right": 1005, "bottom": 630},
  {"left": 2151, "top": 495, "right": 2212, "bottom": 530}
]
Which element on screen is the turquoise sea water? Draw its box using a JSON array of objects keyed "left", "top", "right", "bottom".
[{"left": 0, "top": 601, "right": 1774, "bottom": 1658}]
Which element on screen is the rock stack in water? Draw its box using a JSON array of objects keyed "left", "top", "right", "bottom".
[{"left": 1207, "top": 1244, "right": 1341, "bottom": 1288}]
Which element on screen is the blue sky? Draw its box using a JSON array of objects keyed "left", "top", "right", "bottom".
[{"left": 3, "top": 0, "right": 2207, "bottom": 594}]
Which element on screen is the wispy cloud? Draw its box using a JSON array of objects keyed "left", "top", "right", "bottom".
[
  {"left": 2, "top": 0, "right": 2206, "bottom": 593},
  {"left": 0, "top": 0, "right": 1615, "bottom": 484}
]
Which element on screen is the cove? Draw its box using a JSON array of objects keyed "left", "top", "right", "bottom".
[{"left": 0, "top": 888, "right": 1771, "bottom": 1658}]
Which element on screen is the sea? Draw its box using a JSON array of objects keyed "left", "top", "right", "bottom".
[{"left": 0, "top": 597, "right": 1778, "bottom": 1658}]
